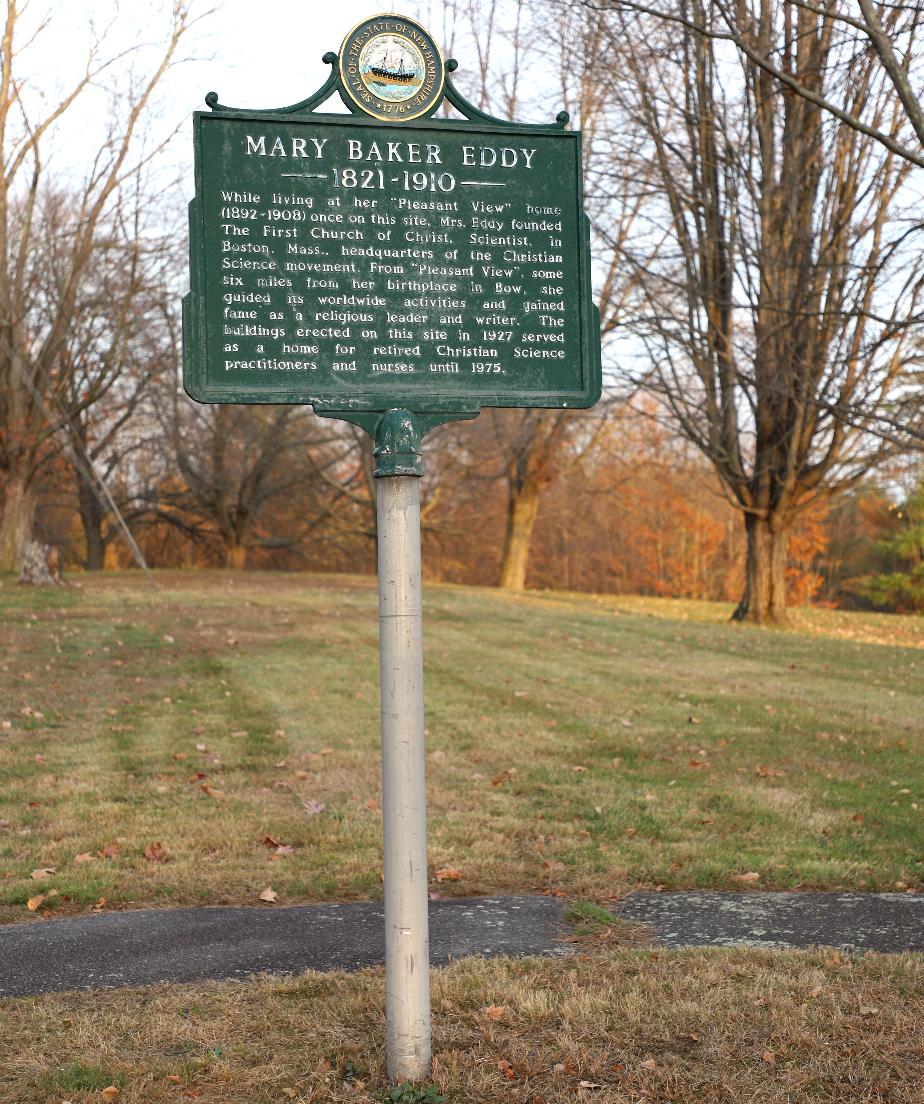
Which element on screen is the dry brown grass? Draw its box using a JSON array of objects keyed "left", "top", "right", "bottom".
[{"left": 2, "top": 947, "right": 923, "bottom": 1103}]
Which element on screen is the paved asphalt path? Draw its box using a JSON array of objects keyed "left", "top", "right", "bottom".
[
  {"left": 0, "top": 896, "right": 565, "bottom": 998},
  {"left": 2, "top": 892, "right": 921, "bottom": 998},
  {"left": 614, "top": 890, "right": 924, "bottom": 953}
]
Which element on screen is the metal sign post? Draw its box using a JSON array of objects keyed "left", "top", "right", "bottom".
[
  {"left": 182, "top": 13, "right": 601, "bottom": 1083},
  {"left": 374, "top": 410, "right": 430, "bottom": 1080}
]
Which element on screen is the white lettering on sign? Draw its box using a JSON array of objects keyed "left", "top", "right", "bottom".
[
  {"left": 245, "top": 135, "right": 329, "bottom": 157},
  {"left": 347, "top": 140, "right": 443, "bottom": 164},
  {"left": 460, "top": 146, "right": 536, "bottom": 169},
  {"left": 201, "top": 122, "right": 583, "bottom": 386}
]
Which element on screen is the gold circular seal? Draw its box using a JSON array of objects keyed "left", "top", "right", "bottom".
[{"left": 339, "top": 14, "right": 444, "bottom": 122}]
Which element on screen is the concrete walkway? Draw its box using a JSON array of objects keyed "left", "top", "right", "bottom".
[{"left": 1, "top": 892, "right": 921, "bottom": 999}]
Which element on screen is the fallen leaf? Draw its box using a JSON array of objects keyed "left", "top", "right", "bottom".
[
  {"left": 762, "top": 1050, "right": 776, "bottom": 1064},
  {"left": 99, "top": 841, "right": 121, "bottom": 859},
  {"left": 200, "top": 783, "right": 225, "bottom": 799},
  {"left": 688, "top": 716, "right": 702, "bottom": 725},
  {"left": 26, "top": 894, "right": 46, "bottom": 911},
  {"left": 579, "top": 1082, "right": 604, "bottom": 1090},
  {"left": 90, "top": 897, "right": 106, "bottom": 912},
  {"left": 810, "top": 986, "right": 823, "bottom": 998},
  {"left": 733, "top": 871, "right": 761, "bottom": 883},
  {"left": 144, "top": 842, "right": 168, "bottom": 864},
  {"left": 259, "top": 887, "right": 278, "bottom": 903},
  {"left": 640, "top": 1058, "right": 657, "bottom": 1069},
  {"left": 365, "top": 797, "right": 380, "bottom": 811},
  {"left": 166, "top": 1076, "right": 182, "bottom": 1084},
  {"left": 74, "top": 852, "right": 95, "bottom": 863},
  {"left": 859, "top": 1004, "right": 879, "bottom": 1017},
  {"left": 755, "top": 765, "right": 786, "bottom": 778},
  {"left": 101, "top": 1087, "right": 119, "bottom": 1102},
  {"left": 482, "top": 1004, "right": 506, "bottom": 1020},
  {"left": 852, "top": 813, "right": 865, "bottom": 824},
  {"left": 195, "top": 743, "right": 207, "bottom": 752},
  {"left": 29, "top": 867, "right": 56, "bottom": 880},
  {"left": 687, "top": 759, "right": 708, "bottom": 769},
  {"left": 571, "top": 765, "right": 588, "bottom": 773},
  {"left": 261, "top": 834, "right": 281, "bottom": 849},
  {"left": 435, "top": 867, "right": 461, "bottom": 882},
  {"left": 275, "top": 844, "right": 294, "bottom": 856},
  {"left": 302, "top": 799, "right": 325, "bottom": 816},
  {"left": 497, "top": 1059, "right": 516, "bottom": 1080}
]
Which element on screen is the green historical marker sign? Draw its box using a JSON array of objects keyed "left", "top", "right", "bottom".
[
  {"left": 183, "top": 15, "right": 600, "bottom": 425},
  {"left": 182, "top": 16, "right": 602, "bottom": 1084}
]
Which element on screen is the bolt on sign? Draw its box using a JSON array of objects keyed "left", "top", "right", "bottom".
[
  {"left": 182, "top": 13, "right": 601, "bottom": 1086},
  {"left": 183, "top": 15, "right": 600, "bottom": 424}
]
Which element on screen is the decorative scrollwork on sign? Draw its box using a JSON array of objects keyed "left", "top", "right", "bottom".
[{"left": 204, "top": 31, "right": 568, "bottom": 130}]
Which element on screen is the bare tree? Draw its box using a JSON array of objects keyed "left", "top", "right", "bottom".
[
  {"left": 591, "top": 0, "right": 924, "bottom": 168},
  {"left": 0, "top": 1, "right": 200, "bottom": 572},
  {"left": 36, "top": 183, "right": 181, "bottom": 569},
  {"left": 162, "top": 398, "right": 303, "bottom": 569},
  {"left": 419, "top": 0, "right": 644, "bottom": 590},
  {"left": 603, "top": 0, "right": 922, "bottom": 622}
]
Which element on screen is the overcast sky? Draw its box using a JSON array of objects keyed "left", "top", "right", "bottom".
[
  {"left": 19, "top": 3, "right": 456, "bottom": 194},
  {"left": 186, "top": 2, "right": 409, "bottom": 115}
]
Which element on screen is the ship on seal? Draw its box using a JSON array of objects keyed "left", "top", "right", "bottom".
[{"left": 369, "top": 49, "right": 417, "bottom": 85}]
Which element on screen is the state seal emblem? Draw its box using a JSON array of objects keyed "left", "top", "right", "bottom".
[{"left": 339, "top": 15, "right": 444, "bottom": 121}]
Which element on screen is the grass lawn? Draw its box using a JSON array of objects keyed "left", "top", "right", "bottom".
[
  {"left": 0, "top": 571, "right": 922, "bottom": 921},
  {"left": 2, "top": 948, "right": 923, "bottom": 1102}
]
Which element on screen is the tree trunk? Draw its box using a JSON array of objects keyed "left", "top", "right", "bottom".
[
  {"left": 732, "top": 514, "right": 789, "bottom": 624},
  {"left": 0, "top": 471, "right": 37, "bottom": 573},
  {"left": 225, "top": 542, "right": 246, "bottom": 570},
  {"left": 19, "top": 541, "right": 62, "bottom": 586},
  {"left": 77, "top": 477, "right": 107, "bottom": 570},
  {"left": 499, "top": 480, "right": 542, "bottom": 591}
]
